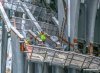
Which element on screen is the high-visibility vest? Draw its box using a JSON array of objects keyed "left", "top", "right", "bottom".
[{"left": 40, "top": 33, "right": 46, "bottom": 41}]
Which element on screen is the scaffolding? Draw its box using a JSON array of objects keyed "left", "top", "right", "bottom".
[{"left": 0, "top": 1, "right": 100, "bottom": 73}]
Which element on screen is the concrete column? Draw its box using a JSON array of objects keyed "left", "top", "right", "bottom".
[
  {"left": 0, "top": 20, "right": 1, "bottom": 73},
  {"left": 78, "top": 3, "right": 87, "bottom": 53},
  {"left": 94, "top": 8, "right": 100, "bottom": 44},
  {"left": 35, "top": 63, "right": 42, "bottom": 73},
  {"left": 78, "top": 3, "right": 87, "bottom": 40},
  {"left": 43, "top": 63, "right": 49, "bottom": 73},
  {"left": 68, "top": 68, "right": 77, "bottom": 73},
  {"left": 52, "top": 65, "right": 64, "bottom": 73},
  {"left": 70, "top": 0, "right": 80, "bottom": 51},
  {"left": 28, "top": 62, "right": 35, "bottom": 73},
  {"left": 58, "top": 0, "right": 68, "bottom": 38},
  {"left": 86, "top": 0, "right": 99, "bottom": 55},
  {"left": 35, "top": 63, "right": 49, "bottom": 73}
]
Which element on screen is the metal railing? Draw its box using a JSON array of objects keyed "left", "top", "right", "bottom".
[
  {"left": 25, "top": 45, "right": 100, "bottom": 70},
  {"left": 11, "top": 17, "right": 58, "bottom": 36}
]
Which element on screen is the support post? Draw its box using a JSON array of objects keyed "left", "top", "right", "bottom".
[
  {"left": 86, "top": 0, "right": 99, "bottom": 55},
  {"left": 1, "top": 22, "right": 8, "bottom": 73}
]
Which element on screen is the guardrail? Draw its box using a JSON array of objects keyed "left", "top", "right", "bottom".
[{"left": 25, "top": 45, "right": 100, "bottom": 70}]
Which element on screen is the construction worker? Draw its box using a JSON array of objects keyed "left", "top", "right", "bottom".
[
  {"left": 25, "top": 38, "right": 31, "bottom": 45},
  {"left": 39, "top": 31, "right": 46, "bottom": 44}
]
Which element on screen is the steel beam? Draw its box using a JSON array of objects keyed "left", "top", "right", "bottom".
[
  {"left": 0, "top": 2, "right": 25, "bottom": 73},
  {"left": 52, "top": 66, "right": 64, "bottom": 73},
  {"left": 0, "top": 2, "right": 9, "bottom": 73},
  {"left": 22, "top": 3, "right": 42, "bottom": 32},
  {"left": 86, "top": 0, "right": 99, "bottom": 55},
  {"left": 78, "top": 3, "right": 87, "bottom": 40},
  {"left": 0, "top": 2, "right": 11, "bottom": 31},
  {"left": 86, "top": 0, "right": 99, "bottom": 44},
  {"left": 70, "top": 0, "right": 80, "bottom": 51},
  {"left": 28, "top": 62, "right": 35, "bottom": 73},
  {"left": 11, "top": 30, "right": 25, "bottom": 73},
  {"left": 58, "top": 0, "right": 68, "bottom": 37},
  {"left": 78, "top": 3, "right": 87, "bottom": 53},
  {"left": 35, "top": 63, "right": 42, "bottom": 73},
  {"left": 1, "top": 21, "right": 8, "bottom": 73},
  {"left": 94, "top": 9, "right": 100, "bottom": 43},
  {"left": 52, "top": 17, "right": 59, "bottom": 27}
]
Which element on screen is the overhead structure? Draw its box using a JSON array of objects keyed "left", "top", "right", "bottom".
[
  {"left": 0, "top": 0, "right": 100, "bottom": 73},
  {"left": 22, "top": 3, "right": 42, "bottom": 32}
]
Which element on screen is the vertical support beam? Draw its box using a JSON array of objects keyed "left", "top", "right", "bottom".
[
  {"left": 58, "top": 0, "right": 68, "bottom": 39},
  {"left": 11, "top": 31, "right": 25, "bottom": 73},
  {"left": 52, "top": 65, "right": 64, "bottom": 73},
  {"left": 0, "top": 2, "right": 12, "bottom": 30},
  {"left": 94, "top": 9, "right": 100, "bottom": 44},
  {"left": 68, "top": 68, "right": 77, "bottom": 73},
  {"left": 0, "top": 2, "right": 26, "bottom": 73},
  {"left": 35, "top": 63, "right": 49, "bottom": 73},
  {"left": 35, "top": 63, "right": 42, "bottom": 73},
  {"left": 21, "top": 13, "right": 26, "bottom": 38},
  {"left": 1, "top": 22, "right": 8, "bottom": 73},
  {"left": 0, "top": 18, "right": 2, "bottom": 73},
  {"left": 86, "top": 0, "right": 99, "bottom": 55},
  {"left": 78, "top": 3, "right": 87, "bottom": 53},
  {"left": 43, "top": 63, "right": 49, "bottom": 73},
  {"left": 24, "top": 58, "right": 28, "bottom": 73},
  {"left": 70, "top": 0, "right": 80, "bottom": 51},
  {"left": 28, "top": 62, "right": 35, "bottom": 73},
  {"left": 55, "top": 66, "right": 64, "bottom": 73}
]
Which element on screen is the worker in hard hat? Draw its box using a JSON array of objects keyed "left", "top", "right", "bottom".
[
  {"left": 39, "top": 31, "right": 46, "bottom": 44},
  {"left": 25, "top": 38, "right": 30, "bottom": 45}
]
